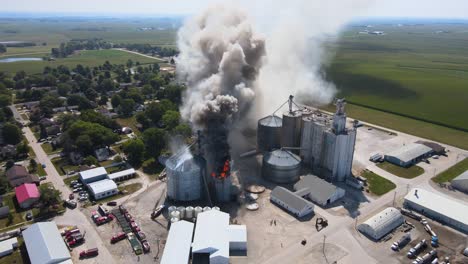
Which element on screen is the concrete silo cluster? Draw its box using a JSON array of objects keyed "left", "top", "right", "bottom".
[{"left": 258, "top": 96, "right": 357, "bottom": 183}]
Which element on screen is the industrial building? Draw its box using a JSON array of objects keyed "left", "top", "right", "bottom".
[
  {"left": 384, "top": 143, "right": 433, "bottom": 167},
  {"left": 293, "top": 175, "right": 345, "bottom": 206},
  {"left": 451, "top": 170, "right": 468, "bottom": 193},
  {"left": 161, "top": 220, "right": 194, "bottom": 264},
  {"left": 300, "top": 99, "right": 356, "bottom": 182},
  {"left": 0, "top": 237, "right": 18, "bottom": 257},
  {"left": 404, "top": 188, "right": 468, "bottom": 234},
  {"left": 166, "top": 152, "right": 204, "bottom": 202},
  {"left": 192, "top": 210, "right": 247, "bottom": 263},
  {"left": 262, "top": 149, "right": 301, "bottom": 183},
  {"left": 270, "top": 186, "right": 314, "bottom": 217},
  {"left": 358, "top": 207, "right": 404, "bottom": 240},
  {"left": 108, "top": 168, "right": 136, "bottom": 182},
  {"left": 23, "top": 222, "right": 72, "bottom": 264},
  {"left": 79, "top": 167, "right": 108, "bottom": 184},
  {"left": 88, "top": 179, "right": 118, "bottom": 200}
]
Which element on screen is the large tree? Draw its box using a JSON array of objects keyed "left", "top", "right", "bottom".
[
  {"left": 66, "top": 121, "right": 119, "bottom": 154},
  {"left": 142, "top": 128, "right": 166, "bottom": 158},
  {"left": 162, "top": 110, "right": 180, "bottom": 130},
  {"left": 123, "top": 139, "right": 145, "bottom": 165},
  {"left": 3, "top": 123, "right": 22, "bottom": 145}
]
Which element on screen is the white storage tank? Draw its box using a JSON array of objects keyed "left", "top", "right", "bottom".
[
  {"left": 212, "top": 206, "right": 220, "bottom": 211},
  {"left": 194, "top": 206, "right": 203, "bottom": 217},
  {"left": 185, "top": 206, "right": 194, "bottom": 219},
  {"left": 168, "top": 206, "right": 177, "bottom": 215},
  {"left": 166, "top": 153, "right": 203, "bottom": 202},
  {"left": 177, "top": 207, "right": 186, "bottom": 219},
  {"left": 170, "top": 217, "right": 179, "bottom": 223},
  {"left": 203, "top": 206, "right": 211, "bottom": 212},
  {"left": 262, "top": 149, "right": 301, "bottom": 183},
  {"left": 170, "top": 210, "right": 180, "bottom": 219},
  {"left": 257, "top": 115, "right": 282, "bottom": 152}
]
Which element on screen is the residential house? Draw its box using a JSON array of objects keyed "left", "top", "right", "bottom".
[
  {"left": 6, "top": 165, "right": 39, "bottom": 187},
  {"left": 15, "top": 183, "right": 40, "bottom": 209}
]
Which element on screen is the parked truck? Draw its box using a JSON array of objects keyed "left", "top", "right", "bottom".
[
  {"left": 407, "top": 239, "right": 427, "bottom": 258},
  {"left": 111, "top": 232, "right": 127, "bottom": 244},
  {"left": 80, "top": 248, "right": 99, "bottom": 259},
  {"left": 412, "top": 249, "right": 437, "bottom": 264},
  {"left": 391, "top": 233, "right": 411, "bottom": 251}
]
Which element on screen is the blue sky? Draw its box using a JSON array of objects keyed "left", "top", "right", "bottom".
[{"left": 2, "top": 0, "right": 468, "bottom": 18}]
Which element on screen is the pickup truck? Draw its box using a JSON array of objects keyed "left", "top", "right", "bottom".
[{"left": 111, "top": 232, "right": 127, "bottom": 244}]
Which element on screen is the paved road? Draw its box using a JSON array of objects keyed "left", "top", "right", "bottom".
[
  {"left": 112, "top": 48, "right": 166, "bottom": 62},
  {"left": 10, "top": 105, "right": 116, "bottom": 263}
]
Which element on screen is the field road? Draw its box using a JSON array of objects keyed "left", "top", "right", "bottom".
[
  {"left": 112, "top": 48, "right": 166, "bottom": 62},
  {"left": 9, "top": 105, "right": 116, "bottom": 263}
]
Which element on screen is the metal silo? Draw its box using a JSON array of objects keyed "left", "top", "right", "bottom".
[
  {"left": 281, "top": 110, "right": 302, "bottom": 149},
  {"left": 166, "top": 154, "right": 203, "bottom": 202},
  {"left": 257, "top": 115, "right": 282, "bottom": 152},
  {"left": 262, "top": 149, "right": 302, "bottom": 183},
  {"left": 300, "top": 116, "right": 328, "bottom": 165}
]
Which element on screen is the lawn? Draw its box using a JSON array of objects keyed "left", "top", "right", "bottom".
[
  {"left": 377, "top": 161, "right": 425, "bottom": 179},
  {"left": 432, "top": 158, "right": 468, "bottom": 183},
  {"left": 41, "top": 142, "right": 62, "bottom": 155},
  {"left": 116, "top": 116, "right": 141, "bottom": 136},
  {"left": 51, "top": 157, "right": 80, "bottom": 176},
  {"left": 360, "top": 170, "right": 396, "bottom": 196},
  {"left": 0, "top": 49, "right": 161, "bottom": 74}
]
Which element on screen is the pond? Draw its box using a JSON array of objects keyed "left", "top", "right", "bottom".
[{"left": 0, "top": 57, "right": 43, "bottom": 63}]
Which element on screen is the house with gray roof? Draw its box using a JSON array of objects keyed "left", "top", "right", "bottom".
[{"left": 270, "top": 186, "right": 314, "bottom": 218}]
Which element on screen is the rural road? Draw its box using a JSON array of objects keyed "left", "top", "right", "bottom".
[
  {"left": 112, "top": 48, "right": 166, "bottom": 62},
  {"left": 9, "top": 105, "right": 116, "bottom": 263}
]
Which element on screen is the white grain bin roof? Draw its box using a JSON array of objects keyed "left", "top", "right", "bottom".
[
  {"left": 108, "top": 168, "right": 135, "bottom": 180},
  {"left": 88, "top": 179, "right": 118, "bottom": 195},
  {"left": 79, "top": 167, "right": 107, "bottom": 181},
  {"left": 404, "top": 188, "right": 468, "bottom": 227},
  {"left": 386, "top": 143, "right": 432, "bottom": 163},
  {"left": 161, "top": 220, "right": 194, "bottom": 264},
  {"left": 23, "top": 222, "right": 71, "bottom": 264},
  {"left": 358, "top": 207, "right": 404, "bottom": 240}
]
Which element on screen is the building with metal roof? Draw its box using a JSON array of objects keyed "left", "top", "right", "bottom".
[
  {"left": 15, "top": 183, "right": 40, "bottom": 209},
  {"left": 358, "top": 207, "right": 404, "bottom": 240},
  {"left": 87, "top": 179, "right": 118, "bottom": 200},
  {"left": 262, "top": 149, "right": 301, "bottom": 183},
  {"left": 404, "top": 188, "right": 468, "bottom": 234},
  {"left": 451, "top": 170, "right": 468, "bottom": 194},
  {"left": 23, "top": 222, "right": 71, "bottom": 264},
  {"left": 385, "top": 143, "right": 432, "bottom": 167},
  {"left": 0, "top": 237, "right": 18, "bottom": 257},
  {"left": 293, "top": 175, "right": 345, "bottom": 206},
  {"left": 161, "top": 220, "right": 194, "bottom": 264},
  {"left": 79, "top": 167, "right": 107, "bottom": 184},
  {"left": 270, "top": 186, "right": 314, "bottom": 218},
  {"left": 192, "top": 210, "right": 247, "bottom": 264},
  {"left": 108, "top": 168, "right": 136, "bottom": 182}
]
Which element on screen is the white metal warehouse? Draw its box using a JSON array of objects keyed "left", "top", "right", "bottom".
[
  {"left": 88, "top": 179, "right": 118, "bottom": 200},
  {"left": 404, "top": 188, "right": 468, "bottom": 234},
  {"left": 384, "top": 143, "right": 432, "bottom": 167},
  {"left": 108, "top": 168, "right": 136, "bottom": 182},
  {"left": 161, "top": 220, "right": 194, "bottom": 264},
  {"left": 358, "top": 207, "right": 404, "bottom": 240},
  {"left": 79, "top": 166, "right": 108, "bottom": 183},
  {"left": 23, "top": 222, "right": 72, "bottom": 264},
  {"left": 451, "top": 171, "right": 468, "bottom": 194},
  {"left": 270, "top": 186, "right": 314, "bottom": 217},
  {"left": 192, "top": 210, "right": 247, "bottom": 263}
]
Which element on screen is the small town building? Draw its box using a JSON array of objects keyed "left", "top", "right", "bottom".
[
  {"left": 404, "top": 188, "right": 468, "bottom": 234},
  {"left": 358, "top": 207, "right": 404, "bottom": 240},
  {"left": 270, "top": 186, "right": 314, "bottom": 218},
  {"left": 0, "top": 144, "right": 17, "bottom": 159},
  {"left": 6, "top": 165, "right": 39, "bottom": 187},
  {"left": 0, "top": 206, "right": 9, "bottom": 219},
  {"left": 161, "top": 221, "right": 194, "bottom": 264},
  {"left": 15, "top": 183, "right": 40, "bottom": 209},
  {"left": 415, "top": 141, "right": 445, "bottom": 155},
  {"left": 94, "top": 148, "right": 111, "bottom": 162},
  {"left": 87, "top": 179, "right": 118, "bottom": 200},
  {"left": 79, "top": 167, "right": 108, "bottom": 184},
  {"left": 384, "top": 143, "right": 433, "bottom": 167},
  {"left": 451, "top": 170, "right": 468, "bottom": 193},
  {"left": 0, "top": 237, "right": 18, "bottom": 257},
  {"left": 23, "top": 222, "right": 72, "bottom": 264},
  {"left": 108, "top": 168, "right": 136, "bottom": 182},
  {"left": 192, "top": 210, "right": 247, "bottom": 263},
  {"left": 294, "top": 175, "right": 345, "bottom": 206}
]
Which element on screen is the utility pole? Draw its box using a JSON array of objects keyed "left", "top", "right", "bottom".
[{"left": 323, "top": 235, "right": 329, "bottom": 264}]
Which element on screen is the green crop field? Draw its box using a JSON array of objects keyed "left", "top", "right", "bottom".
[
  {"left": 432, "top": 158, "right": 468, "bottom": 183},
  {"left": 0, "top": 49, "right": 161, "bottom": 74},
  {"left": 327, "top": 23, "right": 468, "bottom": 144}
]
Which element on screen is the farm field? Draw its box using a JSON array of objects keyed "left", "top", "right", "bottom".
[
  {"left": 327, "top": 23, "right": 468, "bottom": 134},
  {"left": 0, "top": 49, "right": 160, "bottom": 74}
]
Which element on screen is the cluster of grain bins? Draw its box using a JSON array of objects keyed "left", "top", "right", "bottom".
[{"left": 168, "top": 205, "right": 220, "bottom": 224}]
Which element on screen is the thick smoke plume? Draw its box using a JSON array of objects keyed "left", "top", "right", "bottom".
[{"left": 176, "top": 5, "right": 265, "bottom": 129}]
